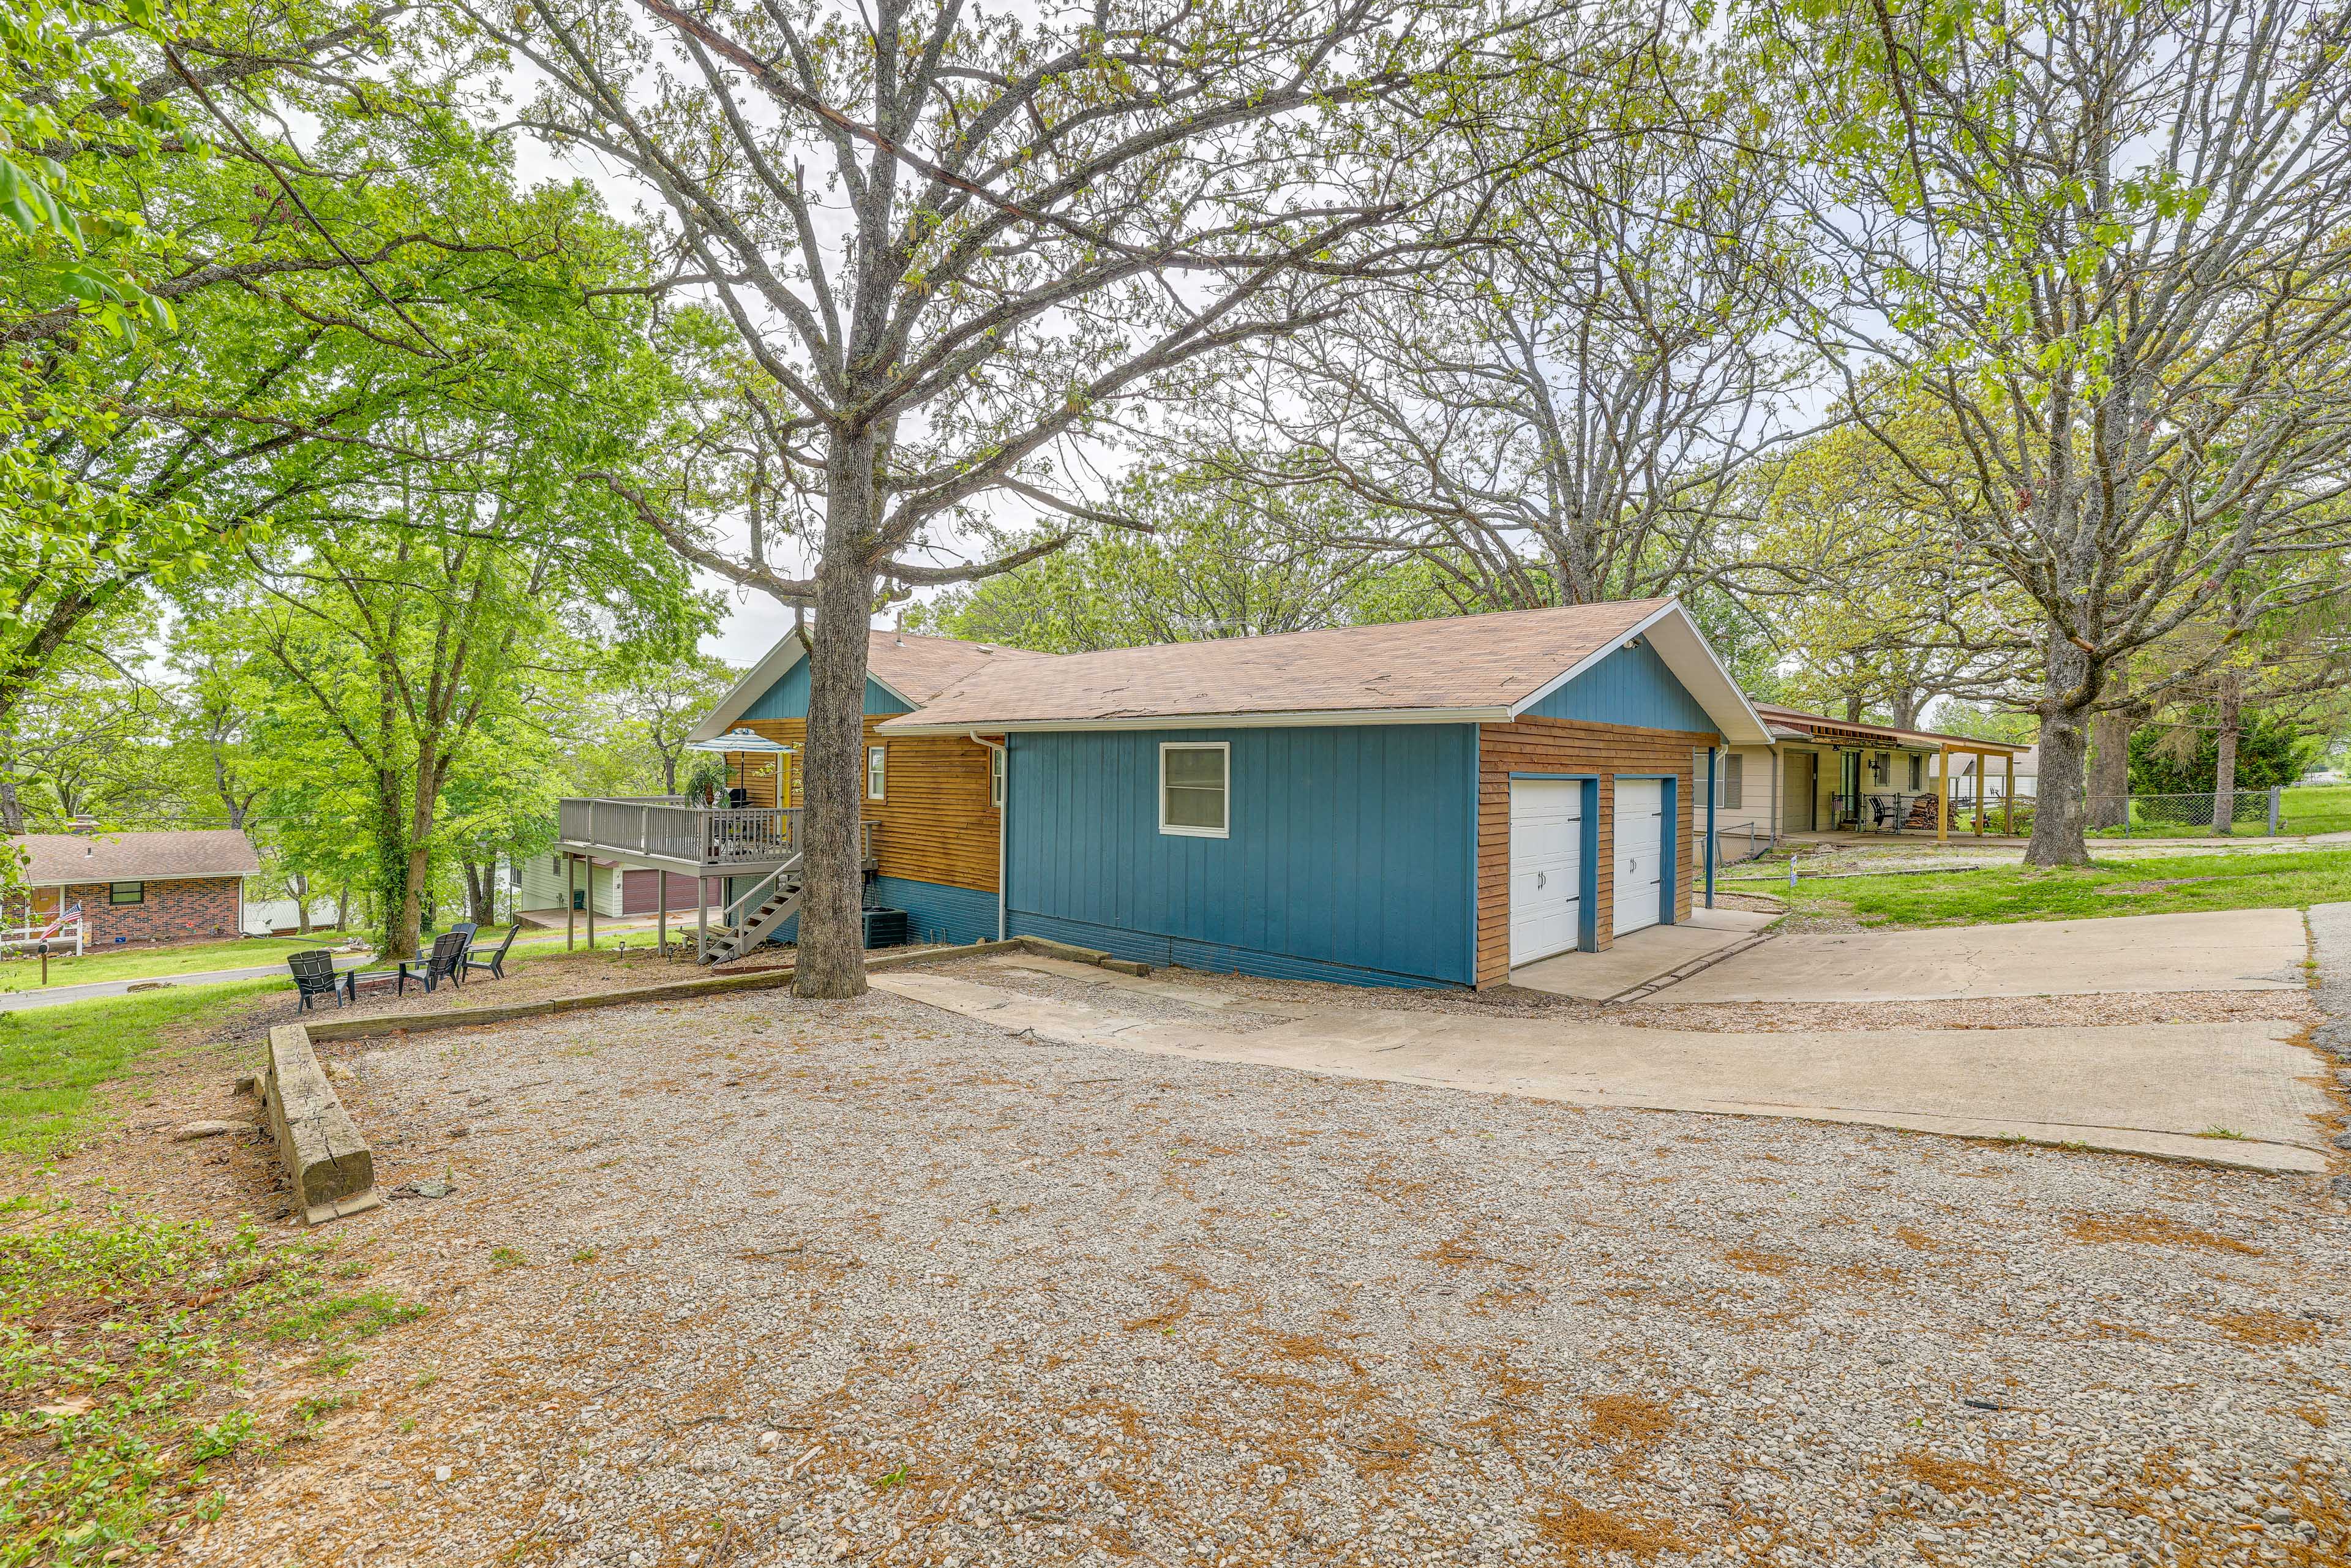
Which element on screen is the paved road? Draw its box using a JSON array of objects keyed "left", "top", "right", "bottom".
[{"left": 0, "top": 951, "right": 370, "bottom": 1013}]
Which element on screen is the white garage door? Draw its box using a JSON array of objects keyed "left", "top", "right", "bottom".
[
  {"left": 1509, "top": 781, "right": 1584, "bottom": 967},
  {"left": 1613, "top": 778, "right": 1665, "bottom": 936}
]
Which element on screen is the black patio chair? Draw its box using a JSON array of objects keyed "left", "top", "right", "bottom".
[
  {"left": 288, "top": 949, "right": 345, "bottom": 1012},
  {"left": 464, "top": 923, "right": 519, "bottom": 981},
  {"left": 397, "top": 929, "right": 470, "bottom": 994}
]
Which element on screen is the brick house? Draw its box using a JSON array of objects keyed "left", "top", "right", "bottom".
[{"left": 7, "top": 830, "right": 261, "bottom": 948}]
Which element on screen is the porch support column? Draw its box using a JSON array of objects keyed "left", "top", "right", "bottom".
[
  {"left": 566, "top": 855, "right": 577, "bottom": 950},
  {"left": 696, "top": 878, "right": 708, "bottom": 963},
  {"left": 2004, "top": 754, "right": 2016, "bottom": 836},
  {"left": 585, "top": 863, "right": 596, "bottom": 950},
  {"left": 656, "top": 869, "right": 669, "bottom": 956},
  {"left": 1703, "top": 746, "right": 1718, "bottom": 909},
  {"left": 1937, "top": 745, "right": 1951, "bottom": 842},
  {"left": 1974, "top": 749, "right": 1988, "bottom": 836}
]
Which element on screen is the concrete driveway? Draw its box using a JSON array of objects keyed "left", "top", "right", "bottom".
[
  {"left": 877, "top": 953, "right": 2336, "bottom": 1173},
  {"left": 1652, "top": 908, "right": 2307, "bottom": 1003}
]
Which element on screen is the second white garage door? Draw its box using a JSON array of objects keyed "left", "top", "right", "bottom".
[
  {"left": 1612, "top": 778, "right": 1665, "bottom": 936},
  {"left": 1509, "top": 780, "right": 1584, "bottom": 966}
]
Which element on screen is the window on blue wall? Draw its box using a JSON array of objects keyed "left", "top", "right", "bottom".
[{"left": 1159, "top": 742, "right": 1229, "bottom": 838}]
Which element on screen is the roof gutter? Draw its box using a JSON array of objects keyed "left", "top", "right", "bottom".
[{"left": 882, "top": 705, "right": 1513, "bottom": 737}]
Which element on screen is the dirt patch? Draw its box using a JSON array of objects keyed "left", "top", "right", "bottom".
[{"left": 2065, "top": 1211, "right": 2264, "bottom": 1256}]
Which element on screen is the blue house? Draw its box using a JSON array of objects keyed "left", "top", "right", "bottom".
[{"left": 877, "top": 599, "right": 1771, "bottom": 989}]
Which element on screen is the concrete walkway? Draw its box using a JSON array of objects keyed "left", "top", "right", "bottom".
[
  {"left": 1508, "top": 906, "right": 1777, "bottom": 1001},
  {"left": 1653, "top": 908, "right": 2306, "bottom": 1004},
  {"left": 876, "top": 966, "right": 2334, "bottom": 1173}
]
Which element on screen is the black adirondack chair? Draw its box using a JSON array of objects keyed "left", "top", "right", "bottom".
[
  {"left": 397, "top": 929, "right": 470, "bottom": 994},
  {"left": 464, "top": 923, "right": 520, "bottom": 981},
  {"left": 287, "top": 949, "right": 344, "bottom": 1011}
]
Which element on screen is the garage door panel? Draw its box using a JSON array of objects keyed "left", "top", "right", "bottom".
[
  {"left": 1613, "top": 778, "right": 1664, "bottom": 937},
  {"left": 1509, "top": 781, "right": 1584, "bottom": 967}
]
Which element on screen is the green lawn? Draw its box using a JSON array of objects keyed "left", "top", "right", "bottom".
[
  {"left": 1730, "top": 847, "right": 2351, "bottom": 929},
  {"left": 0, "top": 980, "right": 287, "bottom": 1162},
  {"left": 0, "top": 932, "right": 366, "bottom": 995},
  {"left": 0, "top": 925, "right": 552, "bottom": 994}
]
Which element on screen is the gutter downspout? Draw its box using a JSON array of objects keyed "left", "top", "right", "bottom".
[
  {"left": 970, "top": 732, "right": 1007, "bottom": 940},
  {"left": 1704, "top": 745, "right": 1718, "bottom": 909}
]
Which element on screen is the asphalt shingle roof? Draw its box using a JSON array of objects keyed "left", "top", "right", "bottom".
[
  {"left": 882, "top": 601, "right": 1668, "bottom": 729},
  {"left": 10, "top": 830, "right": 261, "bottom": 885}
]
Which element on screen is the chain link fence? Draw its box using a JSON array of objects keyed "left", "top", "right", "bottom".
[{"left": 2104, "top": 788, "right": 2281, "bottom": 836}]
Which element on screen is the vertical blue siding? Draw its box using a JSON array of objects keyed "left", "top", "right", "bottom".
[
  {"left": 1523, "top": 637, "right": 1714, "bottom": 732},
  {"left": 743, "top": 876, "right": 995, "bottom": 949},
  {"left": 740, "top": 659, "right": 911, "bottom": 720},
  {"left": 869, "top": 876, "right": 997, "bottom": 945},
  {"left": 1004, "top": 724, "right": 1478, "bottom": 987}
]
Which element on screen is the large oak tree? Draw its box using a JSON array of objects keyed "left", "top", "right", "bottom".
[{"left": 478, "top": 0, "right": 1601, "bottom": 994}]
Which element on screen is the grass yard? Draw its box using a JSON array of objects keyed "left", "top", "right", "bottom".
[
  {"left": 1731, "top": 847, "right": 2351, "bottom": 928},
  {"left": 0, "top": 982, "right": 283, "bottom": 1161},
  {"left": 0, "top": 932, "right": 362, "bottom": 995}
]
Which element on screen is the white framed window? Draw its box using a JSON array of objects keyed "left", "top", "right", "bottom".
[
  {"left": 866, "top": 745, "right": 887, "bottom": 801},
  {"left": 1723, "top": 753, "right": 1744, "bottom": 809},
  {"left": 1158, "top": 741, "right": 1229, "bottom": 838},
  {"left": 989, "top": 745, "right": 1005, "bottom": 808}
]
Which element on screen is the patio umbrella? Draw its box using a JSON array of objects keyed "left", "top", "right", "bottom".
[{"left": 686, "top": 729, "right": 792, "bottom": 805}]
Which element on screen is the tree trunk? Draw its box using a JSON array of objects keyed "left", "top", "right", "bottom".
[
  {"left": 2211, "top": 667, "right": 2241, "bottom": 835},
  {"left": 2087, "top": 664, "right": 2132, "bottom": 830},
  {"left": 796, "top": 427, "right": 879, "bottom": 1000},
  {"left": 334, "top": 884, "right": 350, "bottom": 932},
  {"left": 1843, "top": 691, "right": 1864, "bottom": 723},
  {"left": 0, "top": 779, "right": 20, "bottom": 835},
  {"left": 290, "top": 873, "right": 312, "bottom": 936},
  {"left": 1890, "top": 688, "right": 1922, "bottom": 730},
  {"left": 2025, "top": 630, "right": 2094, "bottom": 866},
  {"left": 373, "top": 773, "right": 415, "bottom": 958}
]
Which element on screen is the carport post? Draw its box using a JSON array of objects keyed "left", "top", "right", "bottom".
[
  {"left": 585, "top": 866, "right": 596, "bottom": 950},
  {"left": 656, "top": 870, "right": 669, "bottom": 955},
  {"left": 2004, "top": 754, "right": 2016, "bottom": 836},
  {"left": 566, "top": 855, "right": 576, "bottom": 950},
  {"left": 1703, "top": 746, "right": 1717, "bottom": 909},
  {"left": 1937, "top": 745, "right": 1951, "bottom": 842}
]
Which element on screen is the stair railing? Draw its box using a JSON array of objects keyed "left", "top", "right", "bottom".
[{"left": 720, "top": 850, "right": 803, "bottom": 932}]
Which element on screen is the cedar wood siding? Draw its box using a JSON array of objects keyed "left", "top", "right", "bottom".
[
  {"left": 1474, "top": 715, "right": 1719, "bottom": 989},
  {"left": 728, "top": 713, "right": 999, "bottom": 896}
]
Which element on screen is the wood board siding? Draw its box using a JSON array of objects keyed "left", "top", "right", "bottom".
[
  {"left": 1475, "top": 716, "right": 1716, "bottom": 989},
  {"left": 732, "top": 718, "right": 999, "bottom": 893}
]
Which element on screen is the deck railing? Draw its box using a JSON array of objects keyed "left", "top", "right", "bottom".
[
  {"left": 556, "top": 798, "right": 877, "bottom": 869},
  {"left": 558, "top": 797, "right": 798, "bottom": 866}
]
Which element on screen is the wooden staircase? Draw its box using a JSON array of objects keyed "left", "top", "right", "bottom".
[{"left": 703, "top": 853, "right": 803, "bottom": 964}]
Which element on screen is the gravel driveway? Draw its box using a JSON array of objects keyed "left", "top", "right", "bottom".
[{"left": 169, "top": 989, "right": 2348, "bottom": 1568}]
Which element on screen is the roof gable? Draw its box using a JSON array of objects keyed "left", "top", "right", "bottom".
[
  {"left": 1520, "top": 635, "right": 1714, "bottom": 732},
  {"left": 692, "top": 629, "right": 1054, "bottom": 739}
]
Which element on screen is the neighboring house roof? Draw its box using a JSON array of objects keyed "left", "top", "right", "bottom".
[
  {"left": 10, "top": 830, "right": 261, "bottom": 885},
  {"left": 690, "top": 628, "right": 1057, "bottom": 741},
  {"left": 879, "top": 600, "right": 1774, "bottom": 745},
  {"left": 1753, "top": 703, "right": 2028, "bottom": 756}
]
